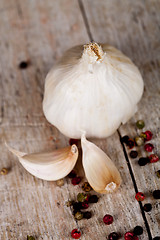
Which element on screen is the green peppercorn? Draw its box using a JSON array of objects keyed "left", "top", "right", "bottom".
[
  {"left": 136, "top": 120, "right": 145, "bottom": 129},
  {"left": 140, "top": 132, "right": 147, "bottom": 140},
  {"left": 135, "top": 136, "right": 144, "bottom": 146},
  {"left": 156, "top": 170, "right": 160, "bottom": 178},
  {"left": 74, "top": 211, "right": 83, "bottom": 220},
  {"left": 77, "top": 193, "right": 87, "bottom": 202},
  {"left": 82, "top": 182, "right": 92, "bottom": 192},
  {"left": 27, "top": 236, "right": 35, "bottom": 240}
]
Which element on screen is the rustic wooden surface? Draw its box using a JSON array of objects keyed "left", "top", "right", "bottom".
[{"left": 0, "top": 0, "right": 159, "bottom": 239}]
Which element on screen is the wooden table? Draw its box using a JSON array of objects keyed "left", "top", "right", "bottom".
[{"left": 0, "top": 0, "right": 160, "bottom": 239}]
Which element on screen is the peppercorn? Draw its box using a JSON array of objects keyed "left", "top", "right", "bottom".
[
  {"left": 149, "top": 154, "right": 159, "bottom": 163},
  {"left": 144, "top": 130, "right": 153, "bottom": 141},
  {"left": 138, "top": 157, "right": 149, "bottom": 166},
  {"left": 81, "top": 202, "right": 89, "bottom": 209},
  {"left": 74, "top": 211, "right": 83, "bottom": 220},
  {"left": 135, "top": 136, "right": 144, "bottom": 146},
  {"left": 56, "top": 178, "right": 64, "bottom": 186},
  {"left": 27, "top": 236, "right": 35, "bottom": 240},
  {"left": 0, "top": 168, "right": 8, "bottom": 175},
  {"left": 73, "top": 202, "right": 82, "bottom": 211},
  {"left": 153, "top": 237, "right": 160, "bottom": 240},
  {"left": 126, "top": 139, "right": 135, "bottom": 149},
  {"left": 136, "top": 120, "right": 145, "bottom": 129},
  {"left": 135, "top": 192, "right": 145, "bottom": 201},
  {"left": 133, "top": 226, "right": 143, "bottom": 235},
  {"left": 71, "top": 229, "right": 81, "bottom": 239},
  {"left": 143, "top": 203, "right": 152, "bottom": 212},
  {"left": 66, "top": 200, "right": 74, "bottom": 207},
  {"left": 121, "top": 135, "right": 129, "bottom": 144},
  {"left": 83, "top": 211, "right": 92, "bottom": 219},
  {"left": 129, "top": 150, "right": 138, "bottom": 159},
  {"left": 103, "top": 214, "right": 113, "bottom": 225},
  {"left": 144, "top": 143, "right": 154, "bottom": 152},
  {"left": 72, "top": 176, "right": 81, "bottom": 185},
  {"left": 153, "top": 190, "right": 160, "bottom": 199},
  {"left": 68, "top": 170, "right": 77, "bottom": 178},
  {"left": 69, "top": 139, "right": 79, "bottom": 146},
  {"left": 108, "top": 232, "right": 119, "bottom": 240},
  {"left": 88, "top": 195, "right": 98, "bottom": 203},
  {"left": 156, "top": 170, "right": 160, "bottom": 178},
  {"left": 84, "top": 194, "right": 90, "bottom": 203},
  {"left": 140, "top": 132, "right": 147, "bottom": 140},
  {"left": 77, "top": 193, "right": 87, "bottom": 202},
  {"left": 124, "top": 232, "right": 139, "bottom": 240},
  {"left": 19, "top": 61, "right": 28, "bottom": 69},
  {"left": 82, "top": 182, "right": 92, "bottom": 192}
]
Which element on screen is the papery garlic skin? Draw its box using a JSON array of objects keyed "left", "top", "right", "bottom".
[
  {"left": 43, "top": 43, "right": 144, "bottom": 139},
  {"left": 6, "top": 144, "right": 78, "bottom": 181},
  {"left": 81, "top": 135, "right": 121, "bottom": 194}
]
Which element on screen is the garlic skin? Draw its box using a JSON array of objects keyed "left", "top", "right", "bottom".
[
  {"left": 43, "top": 42, "right": 144, "bottom": 139},
  {"left": 6, "top": 144, "right": 78, "bottom": 181},
  {"left": 81, "top": 135, "right": 121, "bottom": 193}
]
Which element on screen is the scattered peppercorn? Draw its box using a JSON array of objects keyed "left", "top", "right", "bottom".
[
  {"left": 74, "top": 211, "right": 83, "bottom": 220},
  {"left": 82, "top": 182, "right": 92, "bottom": 192},
  {"left": 153, "top": 190, "right": 160, "bottom": 199},
  {"left": 73, "top": 202, "right": 82, "bottom": 211},
  {"left": 68, "top": 170, "right": 77, "bottom": 178},
  {"left": 133, "top": 226, "right": 143, "bottom": 235},
  {"left": 84, "top": 194, "right": 90, "bottom": 203},
  {"left": 56, "top": 178, "right": 64, "bottom": 187},
  {"left": 71, "top": 229, "right": 81, "bottom": 239},
  {"left": 144, "top": 130, "right": 153, "bottom": 141},
  {"left": 143, "top": 203, "right": 152, "bottom": 212},
  {"left": 19, "top": 61, "right": 28, "bottom": 69},
  {"left": 81, "top": 202, "right": 89, "bottom": 209},
  {"left": 135, "top": 192, "right": 145, "bottom": 201},
  {"left": 77, "top": 193, "right": 87, "bottom": 202},
  {"left": 149, "top": 154, "right": 159, "bottom": 163},
  {"left": 88, "top": 195, "right": 98, "bottom": 203},
  {"left": 124, "top": 232, "right": 139, "bottom": 240},
  {"left": 136, "top": 120, "right": 145, "bottom": 129},
  {"left": 27, "top": 236, "right": 35, "bottom": 240},
  {"left": 72, "top": 176, "right": 81, "bottom": 185},
  {"left": 153, "top": 237, "right": 160, "bottom": 240},
  {"left": 135, "top": 136, "right": 144, "bottom": 146},
  {"left": 66, "top": 200, "right": 74, "bottom": 207},
  {"left": 0, "top": 168, "right": 8, "bottom": 175},
  {"left": 103, "top": 214, "right": 113, "bottom": 225},
  {"left": 127, "top": 139, "right": 135, "bottom": 149},
  {"left": 144, "top": 143, "right": 154, "bottom": 152},
  {"left": 138, "top": 157, "right": 149, "bottom": 166},
  {"left": 129, "top": 150, "right": 138, "bottom": 159},
  {"left": 69, "top": 139, "right": 79, "bottom": 146},
  {"left": 156, "top": 170, "right": 160, "bottom": 178},
  {"left": 121, "top": 135, "right": 129, "bottom": 144},
  {"left": 140, "top": 132, "right": 147, "bottom": 140},
  {"left": 83, "top": 211, "right": 92, "bottom": 219},
  {"left": 108, "top": 232, "right": 119, "bottom": 240}
]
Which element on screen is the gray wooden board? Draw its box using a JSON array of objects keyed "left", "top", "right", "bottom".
[{"left": 0, "top": 0, "right": 159, "bottom": 239}]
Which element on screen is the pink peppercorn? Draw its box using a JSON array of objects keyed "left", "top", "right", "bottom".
[
  {"left": 144, "top": 143, "right": 154, "bottom": 152},
  {"left": 71, "top": 229, "right": 81, "bottom": 239},
  {"left": 124, "top": 232, "right": 139, "bottom": 240},
  {"left": 72, "top": 177, "right": 81, "bottom": 185},
  {"left": 81, "top": 202, "right": 89, "bottom": 209},
  {"left": 103, "top": 214, "right": 113, "bottom": 225},
  {"left": 135, "top": 192, "right": 145, "bottom": 201},
  {"left": 144, "top": 131, "right": 153, "bottom": 141},
  {"left": 149, "top": 154, "right": 159, "bottom": 163}
]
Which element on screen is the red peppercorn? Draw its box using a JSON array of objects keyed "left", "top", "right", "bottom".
[
  {"left": 144, "top": 131, "right": 153, "bottom": 141},
  {"left": 81, "top": 202, "right": 89, "bottom": 209},
  {"left": 84, "top": 194, "right": 90, "bottom": 203},
  {"left": 72, "top": 177, "right": 81, "bottom": 185},
  {"left": 124, "top": 232, "right": 139, "bottom": 240},
  {"left": 103, "top": 214, "right": 113, "bottom": 225},
  {"left": 144, "top": 143, "right": 154, "bottom": 152},
  {"left": 127, "top": 139, "right": 135, "bottom": 149},
  {"left": 149, "top": 154, "right": 159, "bottom": 163},
  {"left": 69, "top": 139, "right": 79, "bottom": 146},
  {"left": 71, "top": 229, "right": 81, "bottom": 239},
  {"left": 135, "top": 192, "right": 145, "bottom": 201}
]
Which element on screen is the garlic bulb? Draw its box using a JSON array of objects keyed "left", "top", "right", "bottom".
[
  {"left": 81, "top": 134, "right": 121, "bottom": 193},
  {"left": 6, "top": 144, "right": 78, "bottom": 181},
  {"left": 43, "top": 42, "right": 144, "bottom": 139}
]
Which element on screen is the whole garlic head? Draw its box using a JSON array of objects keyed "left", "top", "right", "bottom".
[{"left": 43, "top": 43, "right": 144, "bottom": 139}]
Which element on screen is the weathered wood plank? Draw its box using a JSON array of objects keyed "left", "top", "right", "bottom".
[{"left": 82, "top": 0, "right": 160, "bottom": 238}]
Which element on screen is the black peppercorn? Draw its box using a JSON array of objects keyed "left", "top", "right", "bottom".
[
  {"left": 153, "top": 190, "right": 160, "bottom": 199},
  {"left": 138, "top": 157, "right": 149, "bottom": 166},
  {"left": 83, "top": 211, "right": 92, "bottom": 219},
  {"left": 19, "top": 61, "right": 28, "bottom": 69},
  {"left": 133, "top": 226, "right": 143, "bottom": 235},
  {"left": 129, "top": 150, "right": 138, "bottom": 159},
  {"left": 108, "top": 232, "right": 119, "bottom": 240},
  {"left": 121, "top": 135, "right": 129, "bottom": 144},
  {"left": 143, "top": 203, "right": 152, "bottom": 212},
  {"left": 72, "top": 202, "right": 82, "bottom": 211},
  {"left": 88, "top": 195, "right": 98, "bottom": 203},
  {"left": 126, "top": 139, "right": 135, "bottom": 149},
  {"left": 68, "top": 170, "right": 76, "bottom": 178}
]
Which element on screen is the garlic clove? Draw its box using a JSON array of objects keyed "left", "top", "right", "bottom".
[
  {"left": 81, "top": 135, "right": 121, "bottom": 194},
  {"left": 6, "top": 143, "right": 78, "bottom": 181}
]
